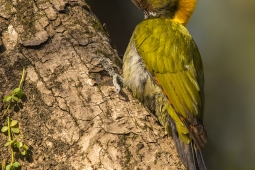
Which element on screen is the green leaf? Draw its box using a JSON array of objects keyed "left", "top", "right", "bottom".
[
  {"left": 4, "top": 141, "right": 12, "bottom": 147},
  {"left": 17, "top": 92, "right": 24, "bottom": 99},
  {"left": 10, "top": 120, "right": 18, "bottom": 127},
  {"left": 16, "top": 141, "right": 23, "bottom": 148},
  {"left": 3, "top": 96, "right": 12, "bottom": 102},
  {"left": 6, "top": 164, "right": 11, "bottom": 170},
  {"left": 23, "top": 144, "right": 29, "bottom": 150},
  {"left": 12, "top": 162, "right": 20, "bottom": 168},
  {"left": 11, "top": 127, "right": 20, "bottom": 134},
  {"left": 21, "top": 150, "right": 27, "bottom": 155},
  {"left": 13, "top": 88, "right": 21, "bottom": 93},
  {"left": 13, "top": 88, "right": 24, "bottom": 99},
  {"left": 1, "top": 126, "right": 8, "bottom": 132},
  {"left": 12, "top": 96, "right": 19, "bottom": 102}
]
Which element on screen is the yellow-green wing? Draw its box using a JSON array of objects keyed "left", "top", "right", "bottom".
[{"left": 134, "top": 18, "right": 207, "bottom": 147}]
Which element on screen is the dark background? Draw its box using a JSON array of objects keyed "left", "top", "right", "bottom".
[{"left": 87, "top": 0, "right": 255, "bottom": 169}]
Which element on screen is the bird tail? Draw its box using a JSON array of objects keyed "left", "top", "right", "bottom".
[{"left": 168, "top": 116, "right": 207, "bottom": 170}]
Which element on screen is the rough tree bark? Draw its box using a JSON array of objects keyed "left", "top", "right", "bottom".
[{"left": 0, "top": 0, "right": 184, "bottom": 169}]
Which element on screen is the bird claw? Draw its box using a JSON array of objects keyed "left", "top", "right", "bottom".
[
  {"left": 90, "top": 56, "right": 123, "bottom": 93},
  {"left": 112, "top": 74, "right": 124, "bottom": 93}
]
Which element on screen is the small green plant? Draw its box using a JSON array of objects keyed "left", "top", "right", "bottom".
[
  {"left": 3, "top": 69, "right": 25, "bottom": 116},
  {"left": 1, "top": 118, "right": 29, "bottom": 170},
  {"left": 1, "top": 68, "right": 29, "bottom": 170}
]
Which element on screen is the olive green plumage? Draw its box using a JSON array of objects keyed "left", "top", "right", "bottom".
[
  {"left": 123, "top": 1, "right": 207, "bottom": 169},
  {"left": 136, "top": 18, "right": 205, "bottom": 143},
  {"left": 124, "top": 18, "right": 205, "bottom": 146}
]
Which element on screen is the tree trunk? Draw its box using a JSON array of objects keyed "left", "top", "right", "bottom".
[{"left": 0, "top": 0, "right": 184, "bottom": 169}]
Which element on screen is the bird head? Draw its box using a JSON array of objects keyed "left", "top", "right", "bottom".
[{"left": 131, "top": 0, "right": 197, "bottom": 25}]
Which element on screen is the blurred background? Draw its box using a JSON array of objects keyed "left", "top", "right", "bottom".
[{"left": 86, "top": 0, "right": 255, "bottom": 169}]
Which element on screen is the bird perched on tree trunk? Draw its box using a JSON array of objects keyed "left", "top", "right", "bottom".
[{"left": 123, "top": 0, "right": 208, "bottom": 169}]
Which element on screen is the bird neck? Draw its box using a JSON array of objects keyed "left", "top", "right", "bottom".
[{"left": 172, "top": 0, "right": 197, "bottom": 25}]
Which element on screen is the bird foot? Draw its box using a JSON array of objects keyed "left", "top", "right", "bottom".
[{"left": 90, "top": 56, "right": 123, "bottom": 93}]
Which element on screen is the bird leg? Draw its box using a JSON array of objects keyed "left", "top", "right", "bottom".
[{"left": 90, "top": 56, "right": 123, "bottom": 93}]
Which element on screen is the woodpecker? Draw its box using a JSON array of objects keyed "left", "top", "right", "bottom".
[{"left": 123, "top": 0, "right": 207, "bottom": 169}]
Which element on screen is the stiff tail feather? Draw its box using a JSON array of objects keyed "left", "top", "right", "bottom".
[{"left": 168, "top": 116, "right": 207, "bottom": 170}]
